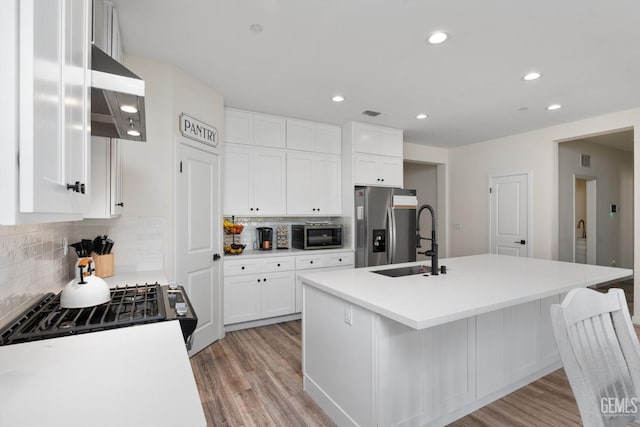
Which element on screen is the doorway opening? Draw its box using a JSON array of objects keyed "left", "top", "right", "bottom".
[{"left": 573, "top": 176, "right": 596, "bottom": 264}]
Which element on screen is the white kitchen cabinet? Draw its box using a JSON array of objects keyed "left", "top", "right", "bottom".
[
  {"left": 86, "top": 0, "right": 124, "bottom": 219},
  {"left": 353, "top": 123, "right": 403, "bottom": 157},
  {"left": 224, "top": 257, "right": 296, "bottom": 325},
  {"left": 1, "top": 0, "right": 91, "bottom": 225},
  {"left": 223, "top": 145, "right": 286, "bottom": 216},
  {"left": 224, "top": 108, "right": 286, "bottom": 148},
  {"left": 354, "top": 153, "right": 403, "bottom": 187},
  {"left": 86, "top": 137, "right": 123, "bottom": 218},
  {"left": 286, "top": 152, "right": 341, "bottom": 215},
  {"left": 286, "top": 119, "right": 341, "bottom": 154},
  {"left": 295, "top": 252, "right": 354, "bottom": 312}
]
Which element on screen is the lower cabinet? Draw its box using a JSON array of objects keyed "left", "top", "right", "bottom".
[
  {"left": 224, "top": 256, "right": 295, "bottom": 325},
  {"left": 295, "top": 251, "right": 354, "bottom": 312}
]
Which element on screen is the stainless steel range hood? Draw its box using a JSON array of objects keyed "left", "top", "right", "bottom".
[{"left": 90, "top": 45, "right": 146, "bottom": 141}]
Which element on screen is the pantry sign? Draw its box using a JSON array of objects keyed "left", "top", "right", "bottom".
[{"left": 179, "top": 113, "right": 218, "bottom": 147}]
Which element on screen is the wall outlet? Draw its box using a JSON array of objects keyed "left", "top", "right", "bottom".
[
  {"left": 344, "top": 305, "right": 353, "bottom": 325},
  {"left": 453, "top": 223, "right": 462, "bottom": 231}
]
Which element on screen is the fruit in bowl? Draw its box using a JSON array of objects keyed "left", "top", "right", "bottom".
[
  {"left": 223, "top": 219, "right": 244, "bottom": 234},
  {"left": 224, "top": 243, "right": 246, "bottom": 255}
]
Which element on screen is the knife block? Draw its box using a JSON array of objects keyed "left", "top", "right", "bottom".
[{"left": 92, "top": 253, "right": 114, "bottom": 278}]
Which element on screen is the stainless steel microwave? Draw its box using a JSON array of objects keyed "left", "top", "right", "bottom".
[{"left": 292, "top": 224, "right": 343, "bottom": 250}]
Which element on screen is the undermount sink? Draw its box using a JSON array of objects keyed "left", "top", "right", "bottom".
[{"left": 372, "top": 265, "right": 432, "bottom": 277}]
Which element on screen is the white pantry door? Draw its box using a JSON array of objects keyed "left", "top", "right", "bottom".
[
  {"left": 178, "top": 139, "right": 223, "bottom": 356},
  {"left": 490, "top": 173, "right": 529, "bottom": 257}
]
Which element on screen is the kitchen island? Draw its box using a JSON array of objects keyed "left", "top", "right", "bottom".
[{"left": 298, "top": 254, "right": 633, "bottom": 426}]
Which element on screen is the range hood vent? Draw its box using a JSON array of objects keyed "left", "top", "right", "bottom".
[{"left": 90, "top": 45, "right": 146, "bottom": 141}]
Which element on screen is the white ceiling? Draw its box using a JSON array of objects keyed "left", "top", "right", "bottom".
[{"left": 112, "top": 0, "right": 640, "bottom": 148}]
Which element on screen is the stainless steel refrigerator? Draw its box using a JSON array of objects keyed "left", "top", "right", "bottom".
[{"left": 355, "top": 186, "right": 417, "bottom": 267}]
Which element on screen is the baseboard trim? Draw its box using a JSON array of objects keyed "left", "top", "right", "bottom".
[{"left": 224, "top": 313, "right": 302, "bottom": 332}]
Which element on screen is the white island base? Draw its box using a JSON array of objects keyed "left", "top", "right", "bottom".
[{"left": 300, "top": 254, "right": 633, "bottom": 426}]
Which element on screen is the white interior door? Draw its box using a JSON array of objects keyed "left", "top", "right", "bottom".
[
  {"left": 178, "top": 139, "right": 222, "bottom": 356},
  {"left": 490, "top": 173, "right": 529, "bottom": 257}
]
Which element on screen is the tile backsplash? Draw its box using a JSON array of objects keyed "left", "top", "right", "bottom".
[{"left": 0, "top": 216, "right": 165, "bottom": 328}]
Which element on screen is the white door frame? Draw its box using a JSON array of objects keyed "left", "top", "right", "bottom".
[
  {"left": 174, "top": 135, "right": 225, "bottom": 352},
  {"left": 488, "top": 172, "right": 533, "bottom": 257}
]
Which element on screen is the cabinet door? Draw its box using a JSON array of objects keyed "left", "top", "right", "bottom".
[
  {"left": 286, "top": 119, "right": 315, "bottom": 152},
  {"left": 110, "top": 139, "right": 124, "bottom": 215},
  {"left": 224, "top": 274, "right": 261, "bottom": 324},
  {"left": 379, "top": 156, "right": 404, "bottom": 187},
  {"left": 19, "top": 0, "right": 89, "bottom": 214},
  {"left": 313, "top": 154, "right": 341, "bottom": 215},
  {"left": 354, "top": 154, "right": 381, "bottom": 186},
  {"left": 223, "top": 145, "right": 253, "bottom": 215},
  {"left": 254, "top": 114, "right": 286, "bottom": 148},
  {"left": 224, "top": 109, "right": 254, "bottom": 145},
  {"left": 315, "top": 124, "right": 341, "bottom": 154},
  {"left": 63, "top": 0, "right": 90, "bottom": 213},
  {"left": 261, "top": 271, "right": 295, "bottom": 318},
  {"left": 253, "top": 149, "right": 286, "bottom": 215},
  {"left": 378, "top": 128, "right": 403, "bottom": 157},
  {"left": 286, "top": 152, "right": 314, "bottom": 215},
  {"left": 354, "top": 124, "right": 382, "bottom": 155}
]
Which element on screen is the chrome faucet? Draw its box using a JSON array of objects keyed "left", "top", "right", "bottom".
[
  {"left": 577, "top": 219, "right": 586, "bottom": 238},
  {"left": 416, "top": 204, "right": 439, "bottom": 275}
]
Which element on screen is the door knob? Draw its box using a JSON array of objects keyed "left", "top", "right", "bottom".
[
  {"left": 514, "top": 240, "right": 526, "bottom": 245},
  {"left": 213, "top": 253, "right": 221, "bottom": 261}
]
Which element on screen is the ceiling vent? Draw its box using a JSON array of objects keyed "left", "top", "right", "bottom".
[
  {"left": 580, "top": 153, "right": 591, "bottom": 168},
  {"left": 362, "top": 110, "right": 383, "bottom": 117}
]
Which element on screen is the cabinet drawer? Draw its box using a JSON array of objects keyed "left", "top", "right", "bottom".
[
  {"left": 296, "top": 255, "right": 326, "bottom": 270},
  {"left": 224, "top": 259, "right": 262, "bottom": 276},
  {"left": 325, "top": 252, "right": 354, "bottom": 268},
  {"left": 263, "top": 256, "right": 295, "bottom": 272}
]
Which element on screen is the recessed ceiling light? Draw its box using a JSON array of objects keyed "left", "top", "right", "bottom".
[
  {"left": 127, "top": 129, "right": 141, "bottom": 137},
  {"left": 523, "top": 72, "right": 542, "bottom": 81},
  {"left": 546, "top": 104, "right": 562, "bottom": 111},
  {"left": 249, "top": 24, "right": 263, "bottom": 33},
  {"left": 416, "top": 113, "right": 428, "bottom": 119},
  {"left": 331, "top": 95, "right": 345, "bottom": 103},
  {"left": 120, "top": 105, "right": 138, "bottom": 113},
  {"left": 427, "top": 31, "right": 448, "bottom": 45}
]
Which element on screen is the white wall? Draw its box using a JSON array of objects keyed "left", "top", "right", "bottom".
[
  {"left": 404, "top": 162, "right": 439, "bottom": 260},
  {"left": 449, "top": 108, "right": 640, "bottom": 262},
  {"left": 558, "top": 139, "right": 633, "bottom": 268},
  {"left": 117, "top": 56, "right": 224, "bottom": 280}
]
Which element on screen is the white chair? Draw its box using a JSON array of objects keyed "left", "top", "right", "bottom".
[{"left": 551, "top": 288, "right": 640, "bottom": 427}]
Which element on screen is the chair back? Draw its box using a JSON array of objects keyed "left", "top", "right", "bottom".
[{"left": 551, "top": 288, "right": 640, "bottom": 427}]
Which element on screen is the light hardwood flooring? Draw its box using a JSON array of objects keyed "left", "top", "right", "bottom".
[{"left": 191, "top": 317, "right": 638, "bottom": 427}]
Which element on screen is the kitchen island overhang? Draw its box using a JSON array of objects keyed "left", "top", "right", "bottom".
[{"left": 299, "top": 254, "right": 633, "bottom": 426}]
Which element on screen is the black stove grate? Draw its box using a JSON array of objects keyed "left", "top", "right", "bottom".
[{"left": 0, "top": 283, "right": 167, "bottom": 345}]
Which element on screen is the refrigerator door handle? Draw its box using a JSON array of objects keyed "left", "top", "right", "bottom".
[{"left": 387, "top": 206, "right": 396, "bottom": 264}]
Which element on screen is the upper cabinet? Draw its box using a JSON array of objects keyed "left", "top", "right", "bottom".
[
  {"left": 287, "top": 152, "right": 341, "bottom": 215},
  {"left": 353, "top": 123, "right": 403, "bottom": 157},
  {"left": 224, "top": 108, "right": 286, "bottom": 148},
  {"left": 286, "top": 119, "right": 341, "bottom": 154},
  {"left": 86, "top": 0, "right": 124, "bottom": 219},
  {"left": 1, "top": 0, "right": 92, "bottom": 224},
  {"left": 343, "top": 122, "right": 404, "bottom": 188},
  {"left": 223, "top": 145, "right": 287, "bottom": 216}
]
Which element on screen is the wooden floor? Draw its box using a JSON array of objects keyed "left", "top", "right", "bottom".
[{"left": 190, "top": 283, "right": 636, "bottom": 427}]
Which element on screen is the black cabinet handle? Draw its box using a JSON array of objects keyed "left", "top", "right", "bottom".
[
  {"left": 277, "top": 263, "right": 281, "bottom": 267},
  {"left": 263, "top": 278, "right": 267, "bottom": 282},
  {"left": 116, "top": 202, "right": 124, "bottom": 207},
  {"left": 66, "top": 181, "right": 85, "bottom": 193},
  {"left": 250, "top": 208, "right": 254, "bottom": 211},
  {"left": 317, "top": 208, "right": 320, "bottom": 211},
  {"left": 310, "top": 260, "right": 314, "bottom": 264},
  {"left": 241, "top": 266, "right": 245, "bottom": 270},
  {"left": 256, "top": 207, "right": 259, "bottom": 211},
  {"left": 377, "top": 178, "right": 381, "bottom": 182},
  {"left": 257, "top": 278, "right": 261, "bottom": 282},
  {"left": 381, "top": 178, "right": 384, "bottom": 182},
  {"left": 339, "top": 258, "right": 342, "bottom": 262},
  {"left": 312, "top": 208, "right": 316, "bottom": 211}
]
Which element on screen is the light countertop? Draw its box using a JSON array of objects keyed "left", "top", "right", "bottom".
[
  {"left": 0, "top": 321, "right": 206, "bottom": 427},
  {"left": 102, "top": 270, "right": 168, "bottom": 287},
  {"left": 225, "top": 247, "right": 354, "bottom": 260},
  {"left": 298, "top": 254, "right": 633, "bottom": 330}
]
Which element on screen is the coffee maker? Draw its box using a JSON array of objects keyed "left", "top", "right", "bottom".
[{"left": 256, "top": 227, "right": 273, "bottom": 250}]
